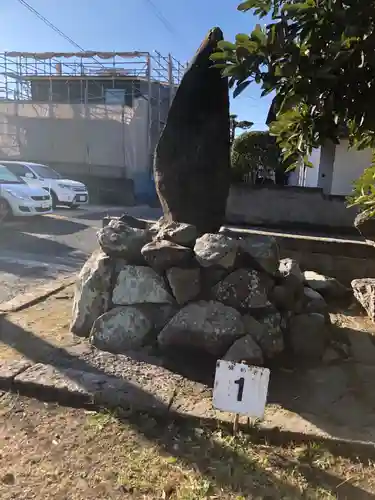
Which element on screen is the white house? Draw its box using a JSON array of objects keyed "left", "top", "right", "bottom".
[{"left": 289, "top": 140, "right": 373, "bottom": 195}]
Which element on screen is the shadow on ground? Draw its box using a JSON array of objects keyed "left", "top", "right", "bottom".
[
  {"left": 3, "top": 292, "right": 375, "bottom": 448},
  {"left": 0, "top": 228, "right": 87, "bottom": 279},
  {"left": 73, "top": 206, "right": 163, "bottom": 222},
  {"left": 12, "top": 214, "right": 89, "bottom": 236},
  {"left": 0, "top": 261, "right": 70, "bottom": 281},
  {"left": 1, "top": 314, "right": 374, "bottom": 498},
  {"left": 73, "top": 209, "right": 127, "bottom": 221}
]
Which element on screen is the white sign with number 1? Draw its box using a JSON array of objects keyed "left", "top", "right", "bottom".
[{"left": 212, "top": 360, "right": 270, "bottom": 418}]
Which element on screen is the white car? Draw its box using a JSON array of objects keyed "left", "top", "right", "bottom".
[
  {"left": 0, "top": 161, "right": 89, "bottom": 209},
  {"left": 0, "top": 164, "right": 52, "bottom": 223}
]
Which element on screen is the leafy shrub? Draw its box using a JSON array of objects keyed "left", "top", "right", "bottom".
[
  {"left": 231, "top": 130, "right": 282, "bottom": 183},
  {"left": 347, "top": 152, "right": 375, "bottom": 218}
]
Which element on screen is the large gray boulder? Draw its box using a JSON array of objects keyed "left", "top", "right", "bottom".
[
  {"left": 223, "top": 335, "right": 264, "bottom": 366},
  {"left": 269, "top": 283, "right": 296, "bottom": 311},
  {"left": 153, "top": 27, "right": 230, "bottom": 234},
  {"left": 194, "top": 233, "right": 238, "bottom": 268},
  {"left": 278, "top": 258, "right": 305, "bottom": 305},
  {"left": 97, "top": 219, "right": 149, "bottom": 261},
  {"left": 113, "top": 265, "right": 173, "bottom": 305},
  {"left": 158, "top": 300, "right": 244, "bottom": 356},
  {"left": 304, "top": 271, "right": 349, "bottom": 299},
  {"left": 166, "top": 267, "right": 201, "bottom": 305},
  {"left": 153, "top": 221, "right": 198, "bottom": 248},
  {"left": 279, "top": 258, "right": 304, "bottom": 283},
  {"left": 238, "top": 234, "right": 279, "bottom": 275},
  {"left": 352, "top": 278, "right": 375, "bottom": 322},
  {"left": 246, "top": 309, "right": 285, "bottom": 359},
  {"left": 71, "top": 250, "right": 113, "bottom": 337},
  {"left": 89, "top": 306, "right": 152, "bottom": 353},
  {"left": 302, "top": 286, "right": 328, "bottom": 316},
  {"left": 141, "top": 239, "right": 193, "bottom": 271},
  {"left": 138, "top": 304, "right": 178, "bottom": 332},
  {"left": 200, "top": 267, "right": 228, "bottom": 290},
  {"left": 211, "top": 268, "right": 271, "bottom": 311}
]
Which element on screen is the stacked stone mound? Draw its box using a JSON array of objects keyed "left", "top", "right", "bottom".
[{"left": 70, "top": 216, "right": 348, "bottom": 366}]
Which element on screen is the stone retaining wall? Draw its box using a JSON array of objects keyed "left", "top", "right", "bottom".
[
  {"left": 277, "top": 236, "right": 375, "bottom": 285},
  {"left": 226, "top": 184, "right": 358, "bottom": 231}
]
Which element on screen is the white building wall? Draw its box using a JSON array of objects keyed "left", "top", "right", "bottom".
[
  {"left": 0, "top": 100, "right": 149, "bottom": 179},
  {"left": 304, "top": 148, "right": 321, "bottom": 187},
  {"left": 331, "top": 139, "right": 372, "bottom": 195},
  {"left": 288, "top": 142, "right": 373, "bottom": 195},
  {"left": 287, "top": 148, "right": 321, "bottom": 187},
  {"left": 286, "top": 165, "right": 300, "bottom": 186}
]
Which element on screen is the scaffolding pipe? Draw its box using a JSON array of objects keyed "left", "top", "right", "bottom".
[
  {"left": 146, "top": 53, "right": 152, "bottom": 160},
  {"left": 168, "top": 53, "right": 173, "bottom": 108},
  {"left": 0, "top": 50, "right": 183, "bottom": 100}
]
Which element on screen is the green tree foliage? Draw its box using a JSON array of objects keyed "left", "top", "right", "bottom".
[
  {"left": 211, "top": 0, "right": 375, "bottom": 213},
  {"left": 230, "top": 113, "right": 254, "bottom": 143},
  {"left": 347, "top": 153, "right": 375, "bottom": 218},
  {"left": 231, "top": 130, "right": 282, "bottom": 182}
]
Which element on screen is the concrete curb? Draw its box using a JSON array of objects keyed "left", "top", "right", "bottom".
[
  {"left": 0, "top": 360, "right": 172, "bottom": 416},
  {"left": 0, "top": 275, "right": 76, "bottom": 314},
  {"left": 1, "top": 358, "right": 375, "bottom": 455}
]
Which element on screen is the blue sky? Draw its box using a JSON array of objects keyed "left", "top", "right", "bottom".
[{"left": 1, "top": 0, "right": 272, "bottom": 129}]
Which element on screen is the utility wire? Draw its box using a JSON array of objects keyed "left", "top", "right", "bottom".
[
  {"left": 143, "top": 0, "right": 177, "bottom": 36},
  {"left": 16, "top": 0, "right": 86, "bottom": 52},
  {"left": 16, "top": 0, "right": 184, "bottom": 82},
  {"left": 18, "top": 0, "right": 179, "bottom": 53}
]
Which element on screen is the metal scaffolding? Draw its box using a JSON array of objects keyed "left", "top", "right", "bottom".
[
  {"left": 0, "top": 50, "right": 185, "bottom": 102},
  {"left": 0, "top": 51, "right": 186, "bottom": 169}
]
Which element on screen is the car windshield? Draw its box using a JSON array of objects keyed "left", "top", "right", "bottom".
[
  {"left": 0, "top": 165, "right": 23, "bottom": 184},
  {"left": 31, "top": 165, "right": 62, "bottom": 179}
]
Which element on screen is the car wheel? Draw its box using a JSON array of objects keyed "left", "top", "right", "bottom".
[
  {"left": 0, "top": 198, "right": 11, "bottom": 223},
  {"left": 68, "top": 204, "right": 79, "bottom": 209},
  {"left": 50, "top": 191, "right": 58, "bottom": 209}
]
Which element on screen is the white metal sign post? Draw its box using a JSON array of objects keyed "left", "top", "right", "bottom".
[{"left": 212, "top": 360, "right": 270, "bottom": 434}]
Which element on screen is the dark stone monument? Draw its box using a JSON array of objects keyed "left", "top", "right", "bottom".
[{"left": 153, "top": 27, "right": 230, "bottom": 235}]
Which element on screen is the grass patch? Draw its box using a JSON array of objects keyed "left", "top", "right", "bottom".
[{"left": 1, "top": 393, "right": 375, "bottom": 499}]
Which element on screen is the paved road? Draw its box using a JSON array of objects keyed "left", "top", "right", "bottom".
[{"left": 0, "top": 205, "right": 162, "bottom": 304}]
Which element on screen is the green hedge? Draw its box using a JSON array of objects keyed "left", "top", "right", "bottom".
[{"left": 231, "top": 131, "right": 282, "bottom": 183}]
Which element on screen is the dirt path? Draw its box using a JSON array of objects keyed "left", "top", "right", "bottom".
[
  {"left": 1, "top": 392, "right": 375, "bottom": 500},
  {"left": 0, "top": 286, "right": 77, "bottom": 364}
]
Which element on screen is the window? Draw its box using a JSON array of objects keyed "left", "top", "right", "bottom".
[
  {"left": 4, "top": 163, "right": 36, "bottom": 178},
  {"left": 31, "top": 165, "right": 61, "bottom": 180},
  {"left": 105, "top": 88, "right": 126, "bottom": 105},
  {"left": 0, "top": 165, "right": 22, "bottom": 184}
]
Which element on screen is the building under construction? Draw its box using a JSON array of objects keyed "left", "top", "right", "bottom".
[{"left": 0, "top": 51, "right": 185, "bottom": 203}]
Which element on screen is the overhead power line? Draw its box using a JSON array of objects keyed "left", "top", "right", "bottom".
[
  {"left": 16, "top": 0, "right": 85, "bottom": 51},
  {"left": 143, "top": 0, "right": 177, "bottom": 36}
]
